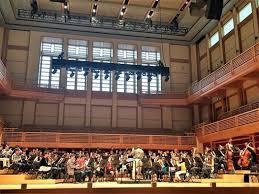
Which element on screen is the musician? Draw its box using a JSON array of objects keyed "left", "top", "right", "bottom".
[
  {"left": 225, "top": 139, "right": 235, "bottom": 172},
  {"left": 66, "top": 154, "right": 77, "bottom": 182},
  {"left": 142, "top": 155, "right": 152, "bottom": 180},
  {"left": 238, "top": 142, "right": 256, "bottom": 170},
  {"left": 174, "top": 156, "right": 186, "bottom": 182},
  {"left": 202, "top": 154, "right": 214, "bottom": 178},
  {"left": 131, "top": 146, "right": 144, "bottom": 180}
]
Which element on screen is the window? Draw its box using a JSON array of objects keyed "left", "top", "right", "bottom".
[
  {"left": 223, "top": 18, "right": 234, "bottom": 36},
  {"left": 67, "top": 39, "right": 88, "bottom": 90},
  {"left": 257, "top": 0, "right": 259, "bottom": 7},
  {"left": 141, "top": 46, "right": 161, "bottom": 94},
  {"left": 117, "top": 44, "right": 137, "bottom": 93},
  {"left": 38, "top": 37, "right": 63, "bottom": 89},
  {"left": 210, "top": 32, "right": 219, "bottom": 47},
  {"left": 92, "top": 42, "right": 113, "bottom": 92},
  {"left": 238, "top": 3, "right": 252, "bottom": 23}
]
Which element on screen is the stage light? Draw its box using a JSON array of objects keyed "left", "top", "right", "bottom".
[
  {"left": 165, "top": 75, "right": 169, "bottom": 82},
  {"left": 94, "top": 71, "right": 99, "bottom": 79},
  {"left": 125, "top": 72, "right": 130, "bottom": 81},
  {"left": 104, "top": 70, "right": 109, "bottom": 80},
  {"left": 83, "top": 69, "right": 89, "bottom": 77},
  {"left": 52, "top": 69, "right": 57, "bottom": 74},
  {"left": 115, "top": 72, "right": 121, "bottom": 80},
  {"left": 137, "top": 72, "right": 142, "bottom": 80},
  {"left": 148, "top": 74, "right": 152, "bottom": 82},
  {"left": 70, "top": 71, "right": 75, "bottom": 78}
]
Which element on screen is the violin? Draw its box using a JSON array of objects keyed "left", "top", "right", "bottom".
[{"left": 238, "top": 143, "right": 252, "bottom": 168}]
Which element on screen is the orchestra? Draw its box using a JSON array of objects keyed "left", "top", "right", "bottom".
[{"left": 0, "top": 139, "right": 257, "bottom": 183}]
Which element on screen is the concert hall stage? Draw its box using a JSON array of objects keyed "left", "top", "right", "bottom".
[{"left": 0, "top": 174, "right": 259, "bottom": 194}]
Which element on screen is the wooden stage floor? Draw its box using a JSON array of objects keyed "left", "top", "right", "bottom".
[{"left": 1, "top": 174, "right": 259, "bottom": 194}]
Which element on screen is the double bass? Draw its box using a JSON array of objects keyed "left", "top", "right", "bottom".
[
  {"left": 238, "top": 143, "right": 252, "bottom": 168},
  {"left": 225, "top": 141, "right": 235, "bottom": 171}
]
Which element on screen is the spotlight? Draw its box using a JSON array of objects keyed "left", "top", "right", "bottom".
[
  {"left": 165, "top": 75, "right": 169, "bottom": 82},
  {"left": 94, "top": 71, "right": 99, "bottom": 79},
  {"left": 137, "top": 72, "right": 142, "bottom": 80},
  {"left": 148, "top": 74, "right": 152, "bottom": 82},
  {"left": 104, "top": 70, "right": 109, "bottom": 80},
  {"left": 83, "top": 69, "right": 89, "bottom": 77},
  {"left": 52, "top": 69, "right": 57, "bottom": 74},
  {"left": 70, "top": 71, "right": 75, "bottom": 78},
  {"left": 125, "top": 72, "right": 130, "bottom": 81},
  {"left": 115, "top": 72, "right": 120, "bottom": 80}
]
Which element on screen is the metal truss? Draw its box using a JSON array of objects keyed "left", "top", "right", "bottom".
[{"left": 17, "top": 9, "right": 189, "bottom": 36}]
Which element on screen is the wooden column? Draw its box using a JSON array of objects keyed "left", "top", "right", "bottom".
[
  {"left": 85, "top": 41, "right": 93, "bottom": 127},
  {"left": 57, "top": 103, "right": 64, "bottom": 126},
  {"left": 233, "top": 6, "right": 241, "bottom": 54},
  {"left": 1, "top": 28, "right": 8, "bottom": 65},
  {"left": 218, "top": 22, "right": 225, "bottom": 65},
  {"left": 251, "top": 0, "right": 259, "bottom": 43},
  {"left": 206, "top": 34, "right": 212, "bottom": 74},
  {"left": 111, "top": 42, "right": 118, "bottom": 128},
  {"left": 59, "top": 38, "right": 67, "bottom": 89}
]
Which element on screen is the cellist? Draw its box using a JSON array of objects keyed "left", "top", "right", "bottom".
[{"left": 238, "top": 142, "right": 255, "bottom": 170}]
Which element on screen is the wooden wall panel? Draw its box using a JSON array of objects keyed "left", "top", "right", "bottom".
[
  {"left": 224, "top": 35, "right": 236, "bottom": 62},
  {"left": 170, "top": 45, "right": 189, "bottom": 59},
  {"left": 172, "top": 107, "right": 192, "bottom": 131},
  {"left": 245, "top": 86, "right": 259, "bottom": 103},
  {"left": 198, "top": 39, "right": 207, "bottom": 57},
  {"left": 91, "top": 106, "right": 112, "bottom": 128},
  {"left": 201, "top": 105, "right": 209, "bottom": 122},
  {"left": 117, "top": 106, "right": 137, "bottom": 128},
  {"left": 35, "top": 103, "right": 58, "bottom": 126},
  {"left": 228, "top": 94, "right": 240, "bottom": 110},
  {"left": 8, "top": 30, "right": 30, "bottom": 46},
  {"left": 0, "top": 99, "right": 23, "bottom": 127},
  {"left": 64, "top": 104, "right": 85, "bottom": 127},
  {"left": 142, "top": 107, "right": 161, "bottom": 128},
  {"left": 200, "top": 57, "right": 208, "bottom": 79},
  {"left": 210, "top": 46, "right": 221, "bottom": 71},
  {"left": 240, "top": 20, "right": 255, "bottom": 52}
]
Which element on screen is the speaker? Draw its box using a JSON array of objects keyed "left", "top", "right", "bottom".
[{"left": 205, "top": 0, "right": 223, "bottom": 20}]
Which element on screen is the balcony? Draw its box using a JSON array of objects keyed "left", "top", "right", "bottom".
[
  {"left": 0, "top": 130, "right": 196, "bottom": 150},
  {"left": 196, "top": 107, "right": 259, "bottom": 143},
  {"left": 140, "top": 42, "right": 259, "bottom": 105}
]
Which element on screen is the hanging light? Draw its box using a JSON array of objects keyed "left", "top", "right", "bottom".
[
  {"left": 52, "top": 69, "right": 57, "bottom": 74},
  {"left": 165, "top": 75, "right": 169, "bottom": 82},
  {"left": 94, "top": 71, "right": 99, "bottom": 79},
  {"left": 104, "top": 70, "right": 109, "bottom": 80},
  {"left": 136, "top": 72, "right": 142, "bottom": 80},
  {"left": 70, "top": 71, "right": 75, "bottom": 78},
  {"left": 115, "top": 72, "right": 121, "bottom": 80},
  {"left": 148, "top": 74, "right": 152, "bottom": 82},
  {"left": 125, "top": 72, "right": 130, "bottom": 81}
]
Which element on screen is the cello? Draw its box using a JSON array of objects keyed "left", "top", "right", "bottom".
[{"left": 238, "top": 143, "right": 252, "bottom": 169}]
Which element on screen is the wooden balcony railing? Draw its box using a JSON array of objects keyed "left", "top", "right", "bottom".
[
  {"left": 218, "top": 101, "right": 259, "bottom": 120},
  {"left": 188, "top": 42, "right": 259, "bottom": 101},
  {"left": 196, "top": 108, "right": 259, "bottom": 137},
  {"left": 1, "top": 131, "right": 196, "bottom": 150}
]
